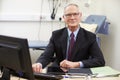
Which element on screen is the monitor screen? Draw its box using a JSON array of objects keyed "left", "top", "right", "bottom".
[{"left": 0, "top": 35, "right": 34, "bottom": 80}]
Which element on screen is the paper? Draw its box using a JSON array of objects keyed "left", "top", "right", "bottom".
[{"left": 91, "top": 66, "right": 120, "bottom": 77}]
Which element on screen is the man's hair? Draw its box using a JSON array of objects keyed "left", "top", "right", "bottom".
[{"left": 64, "top": 3, "right": 79, "bottom": 12}]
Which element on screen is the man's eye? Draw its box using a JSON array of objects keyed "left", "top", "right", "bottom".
[
  {"left": 64, "top": 13, "right": 79, "bottom": 17},
  {"left": 73, "top": 13, "right": 79, "bottom": 16},
  {"left": 66, "top": 14, "right": 71, "bottom": 16}
]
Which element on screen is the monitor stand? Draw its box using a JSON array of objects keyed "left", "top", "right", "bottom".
[{"left": 0, "top": 68, "right": 10, "bottom": 80}]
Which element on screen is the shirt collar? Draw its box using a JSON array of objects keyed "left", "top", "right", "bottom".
[{"left": 67, "top": 26, "right": 80, "bottom": 38}]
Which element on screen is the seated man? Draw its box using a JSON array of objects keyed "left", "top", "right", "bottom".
[{"left": 32, "top": 3, "right": 105, "bottom": 73}]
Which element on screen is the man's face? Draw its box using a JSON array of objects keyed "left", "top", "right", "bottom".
[{"left": 63, "top": 5, "right": 82, "bottom": 29}]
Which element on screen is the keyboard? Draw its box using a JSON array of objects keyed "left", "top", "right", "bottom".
[{"left": 34, "top": 73, "right": 63, "bottom": 80}]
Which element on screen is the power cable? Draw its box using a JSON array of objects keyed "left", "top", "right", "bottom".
[
  {"left": 38, "top": 0, "right": 44, "bottom": 40},
  {"left": 51, "top": 0, "right": 61, "bottom": 20}
]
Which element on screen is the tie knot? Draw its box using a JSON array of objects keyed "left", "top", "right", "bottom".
[{"left": 70, "top": 32, "right": 74, "bottom": 38}]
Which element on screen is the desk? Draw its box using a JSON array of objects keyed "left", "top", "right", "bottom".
[
  {"left": 11, "top": 76, "right": 120, "bottom": 80},
  {"left": 10, "top": 66, "right": 120, "bottom": 80},
  {"left": 63, "top": 76, "right": 120, "bottom": 80}
]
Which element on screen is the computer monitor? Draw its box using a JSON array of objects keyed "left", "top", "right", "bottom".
[{"left": 0, "top": 35, "right": 35, "bottom": 80}]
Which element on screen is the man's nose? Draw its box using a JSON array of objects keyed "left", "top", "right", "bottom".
[{"left": 70, "top": 15, "right": 76, "bottom": 19}]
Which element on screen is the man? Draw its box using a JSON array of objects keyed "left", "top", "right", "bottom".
[{"left": 32, "top": 3, "right": 105, "bottom": 73}]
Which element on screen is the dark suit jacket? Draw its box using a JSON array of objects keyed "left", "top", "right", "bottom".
[{"left": 37, "top": 27, "right": 105, "bottom": 68}]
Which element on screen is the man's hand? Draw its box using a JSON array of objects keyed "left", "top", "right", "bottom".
[
  {"left": 32, "top": 63, "right": 42, "bottom": 73},
  {"left": 60, "top": 60, "right": 80, "bottom": 72},
  {"left": 60, "top": 59, "right": 80, "bottom": 68}
]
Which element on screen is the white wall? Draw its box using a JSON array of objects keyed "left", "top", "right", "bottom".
[
  {"left": 100, "top": 0, "right": 120, "bottom": 70},
  {"left": 0, "top": 0, "right": 65, "bottom": 41},
  {"left": 0, "top": 0, "right": 120, "bottom": 71}
]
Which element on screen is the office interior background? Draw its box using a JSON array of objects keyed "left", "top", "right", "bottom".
[{"left": 0, "top": 0, "right": 120, "bottom": 71}]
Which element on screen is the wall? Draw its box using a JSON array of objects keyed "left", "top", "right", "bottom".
[
  {"left": 0, "top": 0, "right": 65, "bottom": 41},
  {"left": 99, "top": 0, "right": 120, "bottom": 70},
  {"left": 0, "top": 0, "right": 120, "bottom": 71}
]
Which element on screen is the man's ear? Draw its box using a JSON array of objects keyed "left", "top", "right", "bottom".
[
  {"left": 62, "top": 15, "right": 65, "bottom": 21},
  {"left": 62, "top": 15, "right": 65, "bottom": 19},
  {"left": 79, "top": 12, "right": 82, "bottom": 17}
]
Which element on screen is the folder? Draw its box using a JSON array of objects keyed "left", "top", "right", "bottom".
[
  {"left": 91, "top": 66, "right": 120, "bottom": 77},
  {"left": 68, "top": 68, "right": 92, "bottom": 75}
]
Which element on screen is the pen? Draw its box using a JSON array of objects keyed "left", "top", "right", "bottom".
[{"left": 63, "top": 73, "right": 86, "bottom": 78}]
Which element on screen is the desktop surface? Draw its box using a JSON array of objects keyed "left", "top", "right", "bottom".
[
  {"left": 10, "top": 75, "right": 120, "bottom": 80},
  {"left": 6, "top": 68, "right": 120, "bottom": 80}
]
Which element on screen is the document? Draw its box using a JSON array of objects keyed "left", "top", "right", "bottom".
[{"left": 91, "top": 66, "right": 120, "bottom": 77}]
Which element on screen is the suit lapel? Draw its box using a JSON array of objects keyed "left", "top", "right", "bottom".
[
  {"left": 71, "top": 28, "right": 85, "bottom": 60},
  {"left": 60, "top": 28, "right": 68, "bottom": 59}
]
